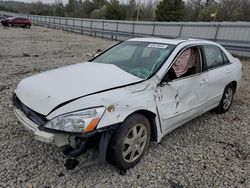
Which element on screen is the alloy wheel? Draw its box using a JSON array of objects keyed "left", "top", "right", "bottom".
[
  {"left": 223, "top": 87, "right": 233, "bottom": 110},
  {"left": 122, "top": 124, "right": 148, "bottom": 163}
]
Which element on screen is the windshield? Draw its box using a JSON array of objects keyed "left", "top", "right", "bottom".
[{"left": 92, "top": 41, "right": 175, "bottom": 79}]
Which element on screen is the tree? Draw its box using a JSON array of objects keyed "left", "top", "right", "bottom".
[
  {"left": 65, "top": 0, "right": 78, "bottom": 17},
  {"left": 198, "top": 3, "right": 219, "bottom": 21},
  {"left": 90, "top": 6, "right": 107, "bottom": 19},
  {"left": 140, "top": 0, "right": 155, "bottom": 21},
  {"left": 219, "top": 0, "right": 250, "bottom": 21},
  {"left": 93, "top": 0, "right": 106, "bottom": 9},
  {"left": 155, "top": 0, "right": 185, "bottom": 21},
  {"left": 127, "top": 0, "right": 136, "bottom": 20},
  {"left": 54, "top": 0, "right": 65, "bottom": 17},
  {"left": 78, "top": 0, "right": 93, "bottom": 17},
  {"left": 106, "top": 0, "right": 126, "bottom": 20}
]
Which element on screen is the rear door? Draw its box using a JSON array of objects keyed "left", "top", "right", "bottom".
[{"left": 201, "top": 45, "right": 233, "bottom": 107}]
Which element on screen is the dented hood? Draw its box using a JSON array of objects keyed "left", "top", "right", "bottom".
[{"left": 16, "top": 62, "right": 142, "bottom": 115}]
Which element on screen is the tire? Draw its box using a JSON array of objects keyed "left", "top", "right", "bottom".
[
  {"left": 107, "top": 113, "right": 151, "bottom": 170},
  {"left": 26, "top": 24, "right": 31, "bottom": 29},
  {"left": 8, "top": 23, "right": 12, "bottom": 27},
  {"left": 215, "top": 83, "right": 235, "bottom": 114}
]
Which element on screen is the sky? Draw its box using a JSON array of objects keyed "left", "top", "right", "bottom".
[{"left": 6, "top": 0, "right": 153, "bottom": 5}]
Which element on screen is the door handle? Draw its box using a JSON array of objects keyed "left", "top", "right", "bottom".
[
  {"left": 200, "top": 78, "right": 208, "bottom": 85},
  {"left": 226, "top": 69, "right": 231, "bottom": 74}
]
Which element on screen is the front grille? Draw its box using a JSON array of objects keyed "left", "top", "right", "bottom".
[{"left": 13, "top": 94, "right": 47, "bottom": 125}]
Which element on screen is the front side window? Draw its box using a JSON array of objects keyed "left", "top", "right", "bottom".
[
  {"left": 164, "top": 47, "right": 201, "bottom": 81},
  {"left": 93, "top": 41, "right": 175, "bottom": 79},
  {"left": 203, "top": 45, "right": 225, "bottom": 69}
]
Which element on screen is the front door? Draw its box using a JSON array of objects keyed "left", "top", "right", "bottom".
[{"left": 155, "top": 46, "right": 209, "bottom": 133}]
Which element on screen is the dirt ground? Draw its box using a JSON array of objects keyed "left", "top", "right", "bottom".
[{"left": 0, "top": 26, "right": 250, "bottom": 188}]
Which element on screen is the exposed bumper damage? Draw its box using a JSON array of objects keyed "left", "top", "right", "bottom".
[
  {"left": 63, "top": 128, "right": 114, "bottom": 170},
  {"left": 13, "top": 105, "right": 119, "bottom": 170}
]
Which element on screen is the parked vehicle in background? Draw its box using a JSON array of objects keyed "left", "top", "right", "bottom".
[
  {"left": 0, "top": 16, "right": 6, "bottom": 21},
  {"left": 1, "top": 17, "right": 32, "bottom": 28},
  {"left": 13, "top": 38, "right": 242, "bottom": 170}
]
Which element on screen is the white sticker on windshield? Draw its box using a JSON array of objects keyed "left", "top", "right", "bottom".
[{"left": 147, "top": 44, "right": 168, "bottom": 49}]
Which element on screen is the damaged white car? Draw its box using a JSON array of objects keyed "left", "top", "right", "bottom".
[{"left": 13, "top": 38, "right": 242, "bottom": 170}]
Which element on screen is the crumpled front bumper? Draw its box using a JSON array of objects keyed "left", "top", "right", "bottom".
[{"left": 14, "top": 108, "right": 69, "bottom": 147}]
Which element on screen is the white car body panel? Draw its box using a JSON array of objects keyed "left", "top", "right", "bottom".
[
  {"left": 14, "top": 38, "right": 242, "bottom": 145},
  {"left": 47, "top": 78, "right": 161, "bottom": 133},
  {"left": 155, "top": 72, "right": 209, "bottom": 133},
  {"left": 16, "top": 62, "right": 142, "bottom": 115}
]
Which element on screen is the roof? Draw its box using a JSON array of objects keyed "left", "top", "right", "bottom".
[{"left": 127, "top": 37, "right": 209, "bottom": 45}]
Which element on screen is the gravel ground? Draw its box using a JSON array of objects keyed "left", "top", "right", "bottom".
[{"left": 0, "top": 26, "right": 249, "bottom": 188}]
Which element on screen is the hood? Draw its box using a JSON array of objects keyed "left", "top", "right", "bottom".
[{"left": 16, "top": 62, "right": 142, "bottom": 115}]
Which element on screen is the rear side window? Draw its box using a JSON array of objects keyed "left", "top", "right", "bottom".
[
  {"left": 203, "top": 46, "right": 223, "bottom": 69},
  {"left": 202, "top": 45, "right": 230, "bottom": 70}
]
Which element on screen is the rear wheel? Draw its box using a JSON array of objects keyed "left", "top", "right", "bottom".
[
  {"left": 26, "top": 24, "right": 31, "bottom": 28},
  {"left": 108, "top": 113, "right": 151, "bottom": 170},
  {"left": 216, "top": 84, "right": 235, "bottom": 113}
]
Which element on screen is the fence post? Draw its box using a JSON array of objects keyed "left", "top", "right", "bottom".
[
  {"left": 214, "top": 23, "right": 220, "bottom": 42},
  {"left": 102, "top": 20, "right": 104, "bottom": 38},
  {"left": 59, "top": 17, "right": 61, "bottom": 29},
  {"left": 90, "top": 20, "right": 93, "bottom": 36},
  {"left": 72, "top": 18, "right": 74, "bottom": 32},
  {"left": 81, "top": 19, "right": 83, "bottom": 34},
  {"left": 115, "top": 21, "right": 119, "bottom": 40},
  {"left": 131, "top": 22, "right": 135, "bottom": 37},
  {"left": 152, "top": 22, "right": 156, "bottom": 36},
  {"left": 54, "top": 17, "right": 56, "bottom": 29},
  {"left": 45, "top": 16, "right": 47, "bottom": 27},
  {"left": 179, "top": 23, "right": 183, "bottom": 37},
  {"left": 66, "top": 17, "right": 68, "bottom": 31}
]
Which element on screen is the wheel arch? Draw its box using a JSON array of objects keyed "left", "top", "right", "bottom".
[
  {"left": 230, "top": 81, "right": 237, "bottom": 92},
  {"left": 127, "top": 110, "right": 158, "bottom": 142}
]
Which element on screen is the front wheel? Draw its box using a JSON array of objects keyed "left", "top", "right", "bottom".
[
  {"left": 216, "top": 84, "right": 235, "bottom": 113},
  {"left": 108, "top": 113, "right": 151, "bottom": 170}
]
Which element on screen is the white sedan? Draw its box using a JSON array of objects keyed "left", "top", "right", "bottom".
[{"left": 13, "top": 38, "right": 242, "bottom": 170}]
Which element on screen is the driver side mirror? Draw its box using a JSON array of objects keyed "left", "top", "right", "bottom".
[
  {"left": 160, "top": 73, "right": 171, "bottom": 86},
  {"left": 92, "top": 49, "right": 102, "bottom": 58}
]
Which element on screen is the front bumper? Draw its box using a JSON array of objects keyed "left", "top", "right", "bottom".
[
  {"left": 14, "top": 108, "right": 54, "bottom": 143},
  {"left": 14, "top": 107, "right": 120, "bottom": 169},
  {"left": 14, "top": 108, "right": 70, "bottom": 146}
]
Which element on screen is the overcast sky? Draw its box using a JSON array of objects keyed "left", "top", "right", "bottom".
[{"left": 6, "top": 0, "right": 153, "bottom": 5}]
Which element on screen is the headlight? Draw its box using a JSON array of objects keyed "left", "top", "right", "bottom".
[{"left": 44, "top": 107, "right": 105, "bottom": 133}]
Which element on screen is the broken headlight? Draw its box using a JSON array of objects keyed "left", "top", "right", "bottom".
[{"left": 44, "top": 107, "right": 105, "bottom": 133}]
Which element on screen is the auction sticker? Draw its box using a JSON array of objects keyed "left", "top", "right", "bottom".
[{"left": 147, "top": 44, "right": 168, "bottom": 49}]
